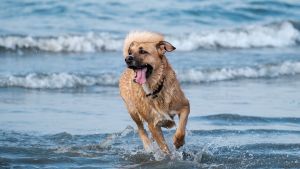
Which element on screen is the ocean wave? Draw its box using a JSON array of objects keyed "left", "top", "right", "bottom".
[
  {"left": 190, "top": 114, "right": 300, "bottom": 126},
  {"left": 0, "top": 61, "right": 300, "bottom": 89},
  {"left": 0, "top": 21, "right": 299, "bottom": 53},
  {"left": 0, "top": 72, "right": 119, "bottom": 89},
  {"left": 168, "top": 21, "right": 300, "bottom": 50},
  {"left": 178, "top": 61, "right": 300, "bottom": 83},
  {"left": 0, "top": 32, "right": 122, "bottom": 53}
]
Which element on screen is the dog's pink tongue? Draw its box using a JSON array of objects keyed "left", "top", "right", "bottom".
[{"left": 135, "top": 67, "right": 147, "bottom": 85}]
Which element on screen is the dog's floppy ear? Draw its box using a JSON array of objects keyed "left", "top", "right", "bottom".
[{"left": 156, "top": 41, "right": 176, "bottom": 54}]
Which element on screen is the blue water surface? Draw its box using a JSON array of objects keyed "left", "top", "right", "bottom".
[{"left": 1, "top": 0, "right": 300, "bottom": 168}]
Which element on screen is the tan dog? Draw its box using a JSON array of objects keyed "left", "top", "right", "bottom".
[{"left": 119, "top": 31, "right": 190, "bottom": 154}]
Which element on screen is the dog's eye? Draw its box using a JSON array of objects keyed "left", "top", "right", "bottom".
[{"left": 139, "top": 49, "right": 148, "bottom": 54}]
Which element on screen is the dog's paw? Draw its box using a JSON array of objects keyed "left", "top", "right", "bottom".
[
  {"left": 156, "top": 119, "right": 175, "bottom": 129},
  {"left": 173, "top": 133, "right": 185, "bottom": 149}
]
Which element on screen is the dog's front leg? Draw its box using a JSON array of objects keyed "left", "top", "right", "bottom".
[
  {"left": 173, "top": 105, "right": 190, "bottom": 149},
  {"left": 129, "top": 113, "right": 152, "bottom": 152},
  {"left": 148, "top": 124, "right": 170, "bottom": 154},
  {"left": 137, "top": 124, "right": 152, "bottom": 152}
]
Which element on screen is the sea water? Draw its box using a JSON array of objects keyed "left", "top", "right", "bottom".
[{"left": 1, "top": 0, "right": 300, "bottom": 168}]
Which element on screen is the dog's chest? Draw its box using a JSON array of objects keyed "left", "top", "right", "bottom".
[
  {"left": 151, "top": 105, "right": 177, "bottom": 128},
  {"left": 145, "top": 96, "right": 178, "bottom": 127}
]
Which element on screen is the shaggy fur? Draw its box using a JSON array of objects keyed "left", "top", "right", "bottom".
[
  {"left": 123, "top": 31, "right": 164, "bottom": 56},
  {"left": 119, "top": 31, "right": 190, "bottom": 154}
]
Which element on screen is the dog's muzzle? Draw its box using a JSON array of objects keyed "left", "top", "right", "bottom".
[
  {"left": 124, "top": 55, "right": 153, "bottom": 84},
  {"left": 125, "top": 55, "right": 146, "bottom": 70},
  {"left": 125, "top": 55, "right": 136, "bottom": 68}
]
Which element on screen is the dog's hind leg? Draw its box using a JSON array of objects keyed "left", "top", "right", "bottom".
[
  {"left": 129, "top": 112, "right": 152, "bottom": 152},
  {"left": 173, "top": 105, "right": 190, "bottom": 149},
  {"left": 148, "top": 124, "right": 170, "bottom": 154}
]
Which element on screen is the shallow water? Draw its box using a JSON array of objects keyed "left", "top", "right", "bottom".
[
  {"left": 1, "top": 125, "right": 300, "bottom": 168},
  {"left": 1, "top": 0, "right": 300, "bottom": 168}
]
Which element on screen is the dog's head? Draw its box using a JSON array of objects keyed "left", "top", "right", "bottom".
[{"left": 123, "top": 31, "right": 175, "bottom": 85}]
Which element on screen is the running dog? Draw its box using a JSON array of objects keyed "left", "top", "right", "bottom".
[{"left": 119, "top": 31, "right": 190, "bottom": 154}]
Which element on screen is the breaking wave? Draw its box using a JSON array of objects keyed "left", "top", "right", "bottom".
[
  {"left": 0, "top": 61, "right": 299, "bottom": 89},
  {"left": 0, "top": 32, "right": 122, "bottom": 53},
  {"left": 178, "top": 61, "right": 300, "bottom": 83},
  {"left": 169, "top": 21, "right": 300, "bottom": 50},
  {"left": 0, "top": 73, "right": 119, "bottom": 89},
  {"left": 0, "top": 21, "right": 299, "bottom": 53}
]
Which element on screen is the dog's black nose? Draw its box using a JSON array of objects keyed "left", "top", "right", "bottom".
[{"left": 125, "top": 55, "right": 134, "bottom": 64}]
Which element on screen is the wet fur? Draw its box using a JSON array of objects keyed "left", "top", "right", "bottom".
[{"left": 119, "top": 31, "right": 190, "bottom": 154}]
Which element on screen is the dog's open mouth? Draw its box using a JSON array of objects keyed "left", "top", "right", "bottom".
[{"left": 129, "top": 64, "right": 153, "bottom": 85}]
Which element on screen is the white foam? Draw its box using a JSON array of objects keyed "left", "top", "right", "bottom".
[
  {"left": 0, "top": 73, "right": 118, "bottom": 89},
  {"left": 167, "top": 21, "right": 300, "bottom": 50},
  {"left": 0, "top": 61, "right": 300, "bottom": 89},
  {"left": 178, "top": 61, "right": 300, "bottom": 83},
  {"left": 0, "top": 21, "right": 299, "bottom": 52},
  {"left": 0, "top": 32, "right": 122, "bottom": 52}
]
